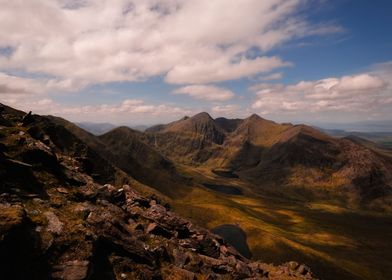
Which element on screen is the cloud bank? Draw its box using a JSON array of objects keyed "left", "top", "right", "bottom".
[
  {"left": 0, "top": 0, "right": 340, "bottom": 90},
  {"left": 251, "top": 73, "right": 391, "bottom": 116},
  {"left": 2, "top": 0, "right": 387, "bottom": 124}
]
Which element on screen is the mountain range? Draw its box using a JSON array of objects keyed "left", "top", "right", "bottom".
[
  {"left": 141, "top": 112, "right": 392, "bottom": 209},
  {"left": 1, "top": 103, "right": 392, "bottom": 280}
]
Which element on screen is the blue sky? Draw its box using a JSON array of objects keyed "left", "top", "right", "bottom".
[
  {"left": 280, "top": 0, "right": 392, "bottom": 81},
  {"left": 0, "top": 0, "right": 391, "bottom": 125}
]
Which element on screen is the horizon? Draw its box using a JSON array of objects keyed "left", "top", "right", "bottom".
[
  {"left": 1, "top": 1, "right": 392, "bottom": 125},
  {"left": 78, "top": 110, "right": 392, "bottom": 133},
  {"left": 4, "top": 101, "right": 392, "bottom": 133}
]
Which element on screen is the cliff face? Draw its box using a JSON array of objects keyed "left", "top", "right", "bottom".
[{"left": 0, "top": 105, "right": 315, "bottom": 279}]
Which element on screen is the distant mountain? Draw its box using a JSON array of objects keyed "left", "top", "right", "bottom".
[
  {"left": 131, "top": 125, "right": 149, "bottom": 132},
  {"left": 147, "top": 112, "right": 225, "bottom": 143},
  {"left": 313, "top": 120, "right": 392, "bottom": 133},
  {"left": 319, "top": 127, "right": 392, "bottom": 150},
  {"left": 145, "top": 112, "right": 226, "bottom": 164},
  {"left": 145, "top": 112, "right": 392, "bottom": 208},
  {"left": 76, "top": 121, "right": 116, "bottom": 135},
  {"left": 77, "top": 122, "right": 150, "bottom": 134}
]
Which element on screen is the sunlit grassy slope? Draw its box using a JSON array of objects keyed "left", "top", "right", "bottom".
[{"left": 169, "top": 166, "right": 392, "bottom": 280}]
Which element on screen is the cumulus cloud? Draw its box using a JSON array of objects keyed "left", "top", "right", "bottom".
[
  {"left": 173, "top": 85, "right": 235, "bottom": 101},
  {"left": 0, "top": 0, "right": 342, "bottom": 90},
  {"left": 251, "top": 73, "right": 390, "bottom": 114},
  {"left": 0, "top": 72, "right": 48, "bottom": 94},
  {"left": 0, "top": 72, "right": 88, "bottom": 94},
  {"left": 166, "top": 56, "right": 289, "bottom": 84}
]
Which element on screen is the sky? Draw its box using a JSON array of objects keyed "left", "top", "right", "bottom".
[{"left": 0, "top": 0, "right": 392, "bottom": 126}]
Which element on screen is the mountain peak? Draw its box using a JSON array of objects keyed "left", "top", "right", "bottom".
[
  {"left": 191, "top": 112, "right": 213, "bottom": 121},
  {"left": 248, "top": 113, "right": 262, "bottom": 120}
]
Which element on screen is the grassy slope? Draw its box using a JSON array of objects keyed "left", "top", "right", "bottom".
[{"left": 169, "top": 166, "right": 392, "bottom": 280}]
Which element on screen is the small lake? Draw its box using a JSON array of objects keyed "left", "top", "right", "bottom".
[
  {"left": 212, "top": 169, "right": 239, "bottom": 178},
  {"left": 212, "top": 224, "right": 252, "bottom": 259},
  {"left": 203, "top": 183, "right": 243, "bottom": 195}
]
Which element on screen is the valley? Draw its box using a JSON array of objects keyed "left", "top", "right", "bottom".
[
  {"left": 168, "top": 165, "right": 392, "bottom": 280},
  {"left": 129, "top": 112, "right": 392, "bottom": 280},
  {"left": 1, "top": 104, "right": 392, "bottom": 280}
]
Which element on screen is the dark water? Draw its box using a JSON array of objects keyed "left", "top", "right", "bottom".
[
  {"left": 203, "top": 183, "right": 243, "bottom": 195},
  {"left": 212, "top": 169, "right": 239, "bottom": 178},
  {"left": 212, "top": 224, "right": 252, "bottom": 259}
]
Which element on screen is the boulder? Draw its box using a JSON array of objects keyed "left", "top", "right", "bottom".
[
  {"left": 52, "top": 260, "right": 90, "bottom": 280},
  {"left": 288, "top": 261, "right": 299, "bottom": 271},
  {"left": 171, "top": 248, "right": 191, "bottom": 267},
  {"left": 145, "top": 204, "right": 168, "bottom": 220},
  {"left": 297, "top": 264, "right": 311, "bottom": 276},
  {"left": 0, "top": 204, "right": 25, "bottom": 237},
  {"left": 198, "top": 237, "right": 220, "bottom": 258},
  {"left": 44, "top": 211, "right": 63, "bottom": 235},
  {"left": 146, "top": 222, "right": 173, "bottom": 239},
  {"left": 162, "top": 266, "right": 196, "bottom": 280}
]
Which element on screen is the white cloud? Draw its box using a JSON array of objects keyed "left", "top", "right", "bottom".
[
  {"left": 173, "top": 85, "right": 235, "bottom": 101},
  {"left": 0, "top": 72, "right": 88, "bottom": 95},
  {"left": 251, "top": 73, "right": 391, "bottom": 115},
  {"left": 0, "top": 0, "right": 342, "bottom": 89},
  {"left": 0, "top": 72, "right": 49, "bottom": 94},
  {"left": 166, "top": 56, "right": 290, "bottom": 84}
]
